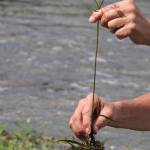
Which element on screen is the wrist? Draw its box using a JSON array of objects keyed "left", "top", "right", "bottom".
[
  {"left": 108, "top": 99, "right": 144, "bottom": 129},
  {"left": 107, "top": 101, "right": 125, "bottom": 128},
  {"left": 111, "top": 101, "right": 123, "bottom": 121}
]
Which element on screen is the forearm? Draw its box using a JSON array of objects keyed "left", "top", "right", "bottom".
[{"left": 109, "top": 93, "right": 150, "bottom": 131}]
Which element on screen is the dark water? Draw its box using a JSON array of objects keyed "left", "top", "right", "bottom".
[{"left": 0, "top": 0, "right": 150, "bottom": 149}]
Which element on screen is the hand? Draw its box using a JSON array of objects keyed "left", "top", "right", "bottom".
[
  {"left": 89, "top": 0, "right": 150, "bottom": 45},
  {"left": 69, "top": 93, "right": 115, "bottom": 140}
]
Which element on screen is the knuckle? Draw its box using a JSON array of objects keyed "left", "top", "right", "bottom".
[
  {"left": 107, "top": 21, "right": 111, "bottom": 28},
  {"left": 129, "top": 14, "right": 137, "bottom": 22},
  {"left": 108, "top": 21, "right": 114, "bottom": 29},
  {"left": 87, "top": 93, "right": 93, "bottom": 101},
  {"left": 87, "top": 93, "right": 94, "bottom": 99},
  {"left": 127, "top": 5, "right": 136, "bottom": 13},
  {"left": 129, "top": 23, "right": 136, "bottom": 33},
  {"left": 87, "top": 93, "right": 101, "bottom": 103}
]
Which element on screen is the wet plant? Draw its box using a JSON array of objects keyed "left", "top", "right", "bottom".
[
  {"left": 59, "top": 139, "right": 104, "bottom": 150},
  {"left": 90, "top": 0, "right": 104, "bottom": 147},
  {"left": 59, "top": 0, "right": 106, "bottom": 150}
]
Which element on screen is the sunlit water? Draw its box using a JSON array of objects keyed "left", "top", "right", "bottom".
[{"left": 0, "top": 0, "right": 150, "bottom": 149}]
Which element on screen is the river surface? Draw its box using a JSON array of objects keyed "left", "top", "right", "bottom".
[{"left": 0, "top": 0, "right": 150, "bottom": 149}]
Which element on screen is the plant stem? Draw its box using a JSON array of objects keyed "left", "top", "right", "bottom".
[
  {"left": 95, "top": 0, "right": 100, "bottom": 8},
  {"left": 90, "top": 0, "right": 104, "bottom": 146}
]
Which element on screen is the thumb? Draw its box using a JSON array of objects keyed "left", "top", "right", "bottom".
[{"left": 94, "top": 115, "right": 108, "bottom": 134}]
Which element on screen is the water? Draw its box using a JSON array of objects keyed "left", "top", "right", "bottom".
[{"left": 0, "top": 0, "right": 150, "bottom": 149}]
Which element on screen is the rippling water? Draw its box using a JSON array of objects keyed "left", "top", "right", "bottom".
[{"left": 0, "top": 0, "right": 150, "bottom": 149}]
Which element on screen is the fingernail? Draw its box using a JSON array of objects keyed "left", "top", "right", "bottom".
[
  {"left": 89, "top": 16, "right": 95, "bottom": 23},
  {"left": 85, "top": 127, "right": 90, "bottom": 134}
]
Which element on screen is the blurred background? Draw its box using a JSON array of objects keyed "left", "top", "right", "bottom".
[{"left": 0, "top": 0, "right": 150, "bottom": 149}]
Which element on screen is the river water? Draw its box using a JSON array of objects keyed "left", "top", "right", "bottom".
[{"left": 0, "top": 0, "right": 150, "bottom": 149}]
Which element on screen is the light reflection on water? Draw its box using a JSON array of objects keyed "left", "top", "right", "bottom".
[{"left": 0, "top": 0, "right": 150, "bottom": 149}]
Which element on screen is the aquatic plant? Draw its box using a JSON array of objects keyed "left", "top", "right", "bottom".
[
  {"left": 0, "top": 124, "right": 60, "bottom": 150},
  {"left": 59, "top": 0, "right": 106, "bottom": 149},
  {"left": 59, "top": 139, "right": 104, "bottom": 150},
  {"left": 90, "top": 0, "right": 104, "bottom": 146}
]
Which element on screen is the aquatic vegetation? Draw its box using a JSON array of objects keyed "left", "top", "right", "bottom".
[
  {"left": 0, "top": 123, "right": 104, "bottom": 150},
  {"left": 0, "top": 124, "right": 59, "bottom": 150},
  {"left": 90, "top": 0, "right": 104, "bottom": 146},
  {"left": 0, "top": 121, "right": 104, "bottom": 150},
  {"left": 59, "top": 139, "right": 104, "bottom": 150},
  {"left": 60, "top": 0, "right": 106, "bottom": 149}
]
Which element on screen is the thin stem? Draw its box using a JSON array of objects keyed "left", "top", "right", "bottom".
[
  {"left": 90, "top": 0, "right": 105, "bottom": 146},
  {"left": 99, "top": 0, "right": 104, "bottom": 8},
  {"left": 95, "top": 0, "right": 100, "bottom": 8},
  {"left": 91, "top": 20, "right": 100, "bottom": 125},
  {"left": 99, "top": 115, "right": 117, "bottom": 122}
]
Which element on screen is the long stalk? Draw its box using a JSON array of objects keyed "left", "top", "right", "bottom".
[{"left": 90, "top": 0, "right": 104, "bottom": 146}]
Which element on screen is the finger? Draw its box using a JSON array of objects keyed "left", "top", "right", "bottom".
[
  {"left": 82, "top": 98, "right": 93, "bottom": 135},
  {"left": 115, "top": 23, "right": 134, "bottom": 40},
  {"left": 69, "top": 113, "right": 82, "bottom": 135},
  {"left": 82, "top": 94, "right": 101, "bottom": 134},
  {"left": 86, "top": 93, "right": 100, "bottom": 111},
  {"left": 89, "top": 4, "right": 115, "bottom": 23},
  {"left": 108, "top": 17, "right": 128, "bottom": 30},
  {"left": 101, "top": 8, "right": 124, "bottom": 27},
  {"left": 69, "top": 99, "right": 85, "bottom": 138},
  {"left": 94, "top": 115, "right": 108, "bottom": 134}
]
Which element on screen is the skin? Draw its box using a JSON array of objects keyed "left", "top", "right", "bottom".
[
  {"left": 69, "top": 93, "right": 150, "bottom": 139},
  {"left": 69, "top": 0, "right": 150, "bottom": 140},
  {"left": 89, "top": 0, "right": 150, "bottom": 45}
]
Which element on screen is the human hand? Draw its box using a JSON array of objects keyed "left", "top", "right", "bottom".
[
  {"left": 69, "top": 94, "right": 115, "bottom": 140},
  {"left": 89, "top": 0, "right": 150, "bottom": 45}
]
